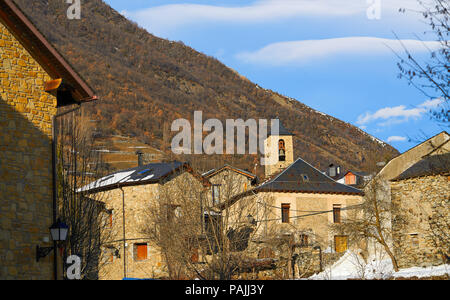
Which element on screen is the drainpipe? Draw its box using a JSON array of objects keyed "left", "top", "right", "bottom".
[
  {"left": 119, "top": 186, "right": 127, "bottom": 279},
  {"left": 52, "top": 105, "right": 81, "bottom": 280}
]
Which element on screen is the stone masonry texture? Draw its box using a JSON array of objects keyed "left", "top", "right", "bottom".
[{"left": 0, "top": 22, "right": 57, "bottom": 280}]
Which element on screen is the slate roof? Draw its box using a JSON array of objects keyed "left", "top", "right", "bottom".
[
  {"left": 268, "top": 121, "right": 294, "bottom": 136},
  {"left": 217, "top": 157, "right": 363, "bottom": 210},
  {"left": 392, "top": 153, "right": 450, "bottom": 181},
  {"left": 256, "top": 158, "right": 363, "bottom": 195},
  {"left": 203, "top": 164, "right": 257, "bottom": 180},
  {"left": 78, "top": 161, "right": 209, "bottom": 194}
]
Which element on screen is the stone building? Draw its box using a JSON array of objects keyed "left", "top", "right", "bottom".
[
  {"left": 0, "top": 0, "right": 96, "bottom": 280},
  {"left": 391, "top": 152, "right": 449, "bottom": 269},
  {"left": 364, "top": 131, "right": 449, "bottom": 259},
  {"left": 264, "top": 122, "right": 295, "bottom": 178},
  {"left": 218, "top": 126, "right": 364, "bottom": 257},
  {"left": 77, "top": 161, "right": 210, "bottom": 280},
  {"left": 202, "top": 164, "right": 258, "bottom": 206}
]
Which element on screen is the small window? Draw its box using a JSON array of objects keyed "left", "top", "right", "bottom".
[
  {"left": 301, "top": 174, "right": 309, "bottom": 182},
  {"left": 300, "top": 234, "right": 309, "bottom": 247},
  {"left": 103, "top": 247, "right": 117, "bottom": 264},
  {"left": 333, "top": 205, "right": 341, "bottom": 224},
  {"left": 166, "top": 204, "right": 180, "bottom": 221},
  {"left": 134, "top": 243, "right": 148, "bottom": 261},
  {"left": 281, "top": 204, "right": 290, "bottom": 223},
  {"left": 212, "top": 185, "right": 221, "bottom": 205},
  {"left": 191, "top": 248, "right": 199, "bottom": 263},
  {"left": 106, "top": 209, "right": 113, "bottom": 228},
  {"left": 410, "top": 234, "right": 419, "bottom": 248}
]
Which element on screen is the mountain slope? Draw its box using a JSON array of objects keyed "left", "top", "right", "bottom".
[{"left": 12, "top": 0, "right": 399, "bottom": 172}]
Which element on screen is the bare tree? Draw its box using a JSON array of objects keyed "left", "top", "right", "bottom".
[
  {"left": 397, "top": 0, "right": 449, "bottom": 125},
  {"left": 332, "top": 177, "right": 401, "bottom": 272},
  {"left": 56, "top": 107, "right": 114, "bottom": 279},
  {"left": 141, "top": 161, "right": 274, "bottom": 280}
]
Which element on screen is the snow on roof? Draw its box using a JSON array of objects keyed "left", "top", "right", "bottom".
[{"left": 77, "top": 161, "right": 185, "bottom": 194}]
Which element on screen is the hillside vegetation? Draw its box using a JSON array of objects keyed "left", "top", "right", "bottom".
[{"left": 13, "top": 0, "right": 399, "bottom": 173}]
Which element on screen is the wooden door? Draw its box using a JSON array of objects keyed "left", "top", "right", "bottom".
[{"left": 334, "top": 236, "right": 348, "bottom": 253}]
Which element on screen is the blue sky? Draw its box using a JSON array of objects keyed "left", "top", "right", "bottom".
[{"left": 104, "top": 0, "right": 447, "bottom": 153}]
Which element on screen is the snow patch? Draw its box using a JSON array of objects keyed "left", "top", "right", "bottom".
[{"left": 308, "top": 250, "right": 449, "bottom": 280}]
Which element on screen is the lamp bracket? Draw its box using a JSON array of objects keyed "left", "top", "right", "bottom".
[{"left": 36, "top": 245, "right": 54, "bottom": 262}]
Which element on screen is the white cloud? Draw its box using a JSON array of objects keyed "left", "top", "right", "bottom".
[
  {"left": 236, "top": 37, "right": 441, "bottom": 65},
  {"left": 122, "top": 0, "right": 424, "bottom": 36},
  {"left": 387, "top": 136, "right": 407, "bottom": 142},
  {"left": 357, "top": 98, "right": 444, "bottom": 126}
]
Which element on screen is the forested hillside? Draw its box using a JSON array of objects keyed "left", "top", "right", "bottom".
[{"left": 12, "top": 0, "right": 399, "bottom": 173}]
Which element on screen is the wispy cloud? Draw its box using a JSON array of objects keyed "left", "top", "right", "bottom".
[
  {"left": 387, "top": 136, "right": 407, "bottom": 142},
  {"left": 122, "top": 0, "right": 423, "bottom": 36},
  {"left": 236, "top": 37, "right": 441, "bottom": 66},
  {"left": 357, "top": 98, "right": 444, "bottom": 126}
]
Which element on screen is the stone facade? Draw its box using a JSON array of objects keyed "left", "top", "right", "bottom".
[
  {"left": 206, "top": 168, "right": 255, "bottom": 206},
  {"left": 264, "top": 134, "right": 294, "bottom": 178},
  {"left": 391, "top": 174, "right": 450, "bottom": 269},
  {"left": 0, "top": 22, "right": 57, "bottom": 279},
  {"left": 96, "top": 172, "right": 206, "bottom": 280},
  {"left": 226, "top": 192, "right": 362, "bottom": 253}
]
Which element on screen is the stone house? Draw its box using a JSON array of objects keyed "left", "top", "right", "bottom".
[
  {"left": 218, "top": 125, "right": 364, "bottom": 257},
  {"left": 77, "top": 161, "right": 210, "bottom": 280},
  {"left": 364, "top": 131, "right": 449, "bottom": 258},
  {"left": 391, "top": 152, "right": 449, "bottom": 269},
  {"left": 202, "top": 164, "right": 258, "bottom": 206},
  {"left": 0, "top": 0, "right": 96, "bottom": 280}
]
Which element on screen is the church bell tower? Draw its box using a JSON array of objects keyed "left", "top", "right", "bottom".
[{"left": 264, "top": 121, "right": 294, "bottom": 178}]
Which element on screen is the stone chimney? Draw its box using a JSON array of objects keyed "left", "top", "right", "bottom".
[{"left": 136, "top": 150, "right": 144, "bottom": 167}]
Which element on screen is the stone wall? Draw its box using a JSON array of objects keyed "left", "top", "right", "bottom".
[
  {"left": 392, "top": 174, "right": 450, "bottom": 269},
  {"left": 264, "top": 135, "right": 294, "bottom": 178},
  {"left": 97, "top": 172, "right": 206, "bottom": 280},
  {"left": 0, "top": 22, "right": 57, "bottom": 279}
]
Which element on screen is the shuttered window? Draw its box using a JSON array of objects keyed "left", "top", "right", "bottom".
[
  {"left": 281, "top": 204, "right": 290, "bottom": 223},
  {"left": 333, "top": 205, "right": 341, "bottom": 224},
  {"left": 300, "top": 234, "right": 309, "bottom": 247},
  {"left": 135, "top": 243, "right": 148, "bottom": 261}
]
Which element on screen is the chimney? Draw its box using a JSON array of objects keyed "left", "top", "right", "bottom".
[{"left": 136, "top": 150, "right": 144, "bottom": 167}]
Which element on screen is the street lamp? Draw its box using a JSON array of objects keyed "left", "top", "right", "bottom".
[{"left": 36, "top": 218, "right": 69, "bottom": 262}]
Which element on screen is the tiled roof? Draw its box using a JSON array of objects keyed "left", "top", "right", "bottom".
[{"left": 392, "top": 153, "right": 450, "bottom": 181}]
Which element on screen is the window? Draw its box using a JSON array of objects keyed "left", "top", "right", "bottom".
[
  {"left": 105, "top": 209, "right": 113, "bottom": 228},
  {"left": 345, "top": 173, "right": 356, "bottom": 185},
  {"left": 281, "top": 204, "right": 290, "bottom": 223},
  {"left": 212, "top": 185, "right": 221, "bottom": 205},
  {"left": 333, "top": 205, "right": 341, "bottom": 224},
  {"left": 328, "top": 164, "right": 336, "bottom": 177},
  {"left": 103, "top": 247, "right": 116, "bottom": 264},
  {"left": 279, "top": 140, "right": 286, "bottom": 162},
  {"left": 134, "top": 243, "right": 148, "bottom": 261},
  {"left": 410, "top": 234, "right": 419, "bottom": 248},
  {"left": 191, "top": 248, "right": 199, "bottom": 263},
  {"left": 301, "top": 174, "right": 309, "bottom": 182},
  {"left": 166, "top": 204, "right": 181, "bottom": 221},
  {"left": 299, "top": 234, "right": 309, "bottom": 247}
]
